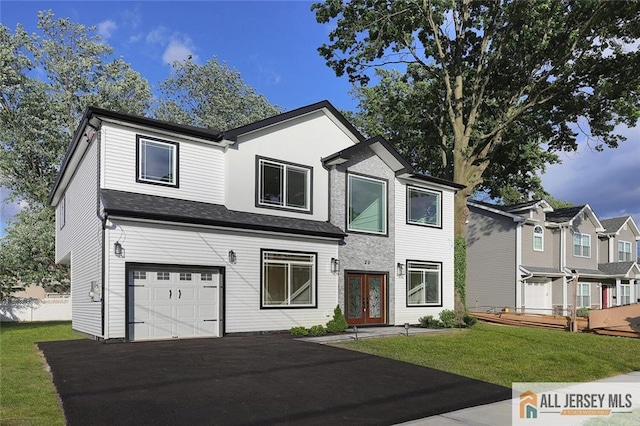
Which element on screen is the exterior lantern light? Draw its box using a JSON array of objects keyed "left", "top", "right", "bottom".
[
  {"left": 331, "top": 257, "right": 340, "bottom": 273},
  {"left": 397, "top": 262, "right": 405, "bottom": 276},
  {"left": 114, "top": 242, "right": 122, "bottom": 256},
  {"left": 228, "top": 250, "right": 237, "bottom": 264}
]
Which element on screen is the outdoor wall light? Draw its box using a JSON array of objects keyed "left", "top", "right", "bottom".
[
  {"left": 228, "top": 250, "right": 237, "bottom": 264},
  {"left": 397, "top": 262, "right": 405, "bottom": 276},
  {"left": 114, "top": 242, "right": 122, "bottom": 256},
  {"left": 331, "top": 257, "right": 340, "bottom": 273}
]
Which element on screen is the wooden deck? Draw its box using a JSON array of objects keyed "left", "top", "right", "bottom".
[{"left": 470, "top": 311, "right": 588, "bottom": 331}]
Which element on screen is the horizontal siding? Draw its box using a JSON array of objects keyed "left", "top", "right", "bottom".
[
  {"left": 101, "top": 124, "right": 225, "bottom": 204},
  {"left": 613, "top": 226, "right": 638, "bottom": 261},
  {"left": 394, "top": 179, "right": 455, "bottom": 324},
  {"left": 566, "top": 217, "right": 599, "bottom": 270},
  {"left": 105, "top": 220, "right": 339, "bottom": 337},
  {"left": 521, "top": 223, "right": 560, "bottom": 269},
  {"left": 225, "top": 111, "right": 355, "bottom": 221},
  {"left": 56, "top": 140, "right": 103, "bottom": 337}
]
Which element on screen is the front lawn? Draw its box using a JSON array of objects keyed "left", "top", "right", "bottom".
[
  {"left": 335, "top": 323, "right": 640, "bottom": 387},
  {"left": 0, "top": 321, "right": 82, "bottom": 425}
]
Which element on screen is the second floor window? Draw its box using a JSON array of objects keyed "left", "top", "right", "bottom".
[
  {"left": 137, "top": 136, "right": 178, "bottom": 187},
  {"left": 59, "top": 196, "right": 66, "bottom": 230},
  {"left": 407, "top": 187, "right": 441, "bottom": 228},
  {"left": 533, "top": 225, "right": 544, "bottom": 251},
  {"left": 347, "top": 174, "right": 387, "bottom": 235},
  {"left": 257, "top": 157, "right": 311, "bottom": 212},
  {"left": 618, "top": 241, "right": 632, "bottom": 262},
  {"left": 573, "top": 233, "right": 591, "bottom": 258}
]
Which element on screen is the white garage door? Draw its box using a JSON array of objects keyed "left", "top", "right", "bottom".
[
  {"left": 524, "top": 281, "right": 551, "bottom": 315},
  {"left": 128, "top": 268, "right": 221, "bottom": 341}
]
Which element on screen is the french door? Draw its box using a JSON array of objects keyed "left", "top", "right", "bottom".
[{"left": 345, "top": 273, "right": 386, "bottom": 325}]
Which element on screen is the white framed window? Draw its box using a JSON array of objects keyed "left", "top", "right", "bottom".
[
  {"left": 59, "top": 196, "right": 66, "bottom": 230},
  {"left": 577, "top": 283, "right": 590, "bottom": 308},
  {"left": 137, "top": 136, "right": 178, "bottom": 187},
  {"left": 620, "top": 284, "right": 631, "bottom": 305},
  {"left": 573, "top": 233, "right": 591, "bottom": 257},
  {"left": 257, "top": 157, "right": 311, "bottom": 212},
  {"left": 533, "top": 225, "right": 544, "bottom": 251},
  {"left": 133, "top": 271, "right": 147, "bottom": 280},
  {"left": 201, "top": 273, "right": 213, "bottom": 281},
  {"left": 407, "top": 187, "right": 441, "bottom": 228},
  {"left": 261, "top": 250, "right": 316, "bottom": 308},
  {"left": 406, "top": 261, "right": 442, "bottom": 306},
  {"left": 179, "top": 272, "right": 192, "bottom": 281},
  {"left": 347, "top": 174, "right": 387, "bottom": 234},
  {"left": 157, "top": 272, "right": 170, "bottom": 280},
  {"left": 618, "top": 241, "right": 632, "bottom": 262}
]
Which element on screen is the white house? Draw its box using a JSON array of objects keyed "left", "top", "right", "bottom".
[{"left": 49, "top": 101, "right": 463, "bottom": 341}]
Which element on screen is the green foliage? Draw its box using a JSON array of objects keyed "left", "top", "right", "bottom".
[
  {"left": 290, "top": 326, "right": 309, "bottom": 337},
  {"left": 326, "top": 304, "right": 348, "bottom": 333},
  {"left": 308, "top": 325, "right": 327, "bottom": 336},
  {"left": 438, "top": 309, "right": 459, "bottom": 328},
  {"left": 155, "top": 58, "right": 282, "bottom": 130},
  {"left": 463, "top": 315, "right": 478, "bottom": 328},
  {"left": 418, "top": 315, "right": 443, "bottom": 329},
  {"left": 577, "top": 307, "right": 591, "bottom": 318},
  {"left": 454, "top": 236, "right": 467, "bottom": 310}
]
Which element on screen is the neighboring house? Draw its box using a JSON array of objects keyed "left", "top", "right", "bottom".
[
  {"left": 49, "top": 101, "right": 463, "bottom": 341},
  {"left": 467, "top": 200, "right": 640, "bottom": 315}
]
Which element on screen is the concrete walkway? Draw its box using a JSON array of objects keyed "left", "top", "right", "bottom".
[{"left": 298, "top": 325, "right": 454, "bottom": 343}]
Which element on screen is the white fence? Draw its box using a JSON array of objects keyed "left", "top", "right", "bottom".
[{"left": 0, "top": 297, "right": 72, "bottom": 322}]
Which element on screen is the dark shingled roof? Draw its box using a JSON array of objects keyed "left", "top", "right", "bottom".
[
  {"left": 521, "top": 266, "right": 565, "bottom": 275},
  {"left": 599, "top": 217, "right": 629, "bottom": 233},
  {"left": 546, "top": 206, "right": 586, "bottom": 223},
  {"left": 572, "top": 268, "right": 606, "bottom": 277},
  {"left": 101, "top": 189, "right": 346, "bottom": 239},
  {"left": 598, "top": 262, "right": 637, "bottom": 276},
  {"left": 502, "top": 200, "right": 544, "bottom": 212}
]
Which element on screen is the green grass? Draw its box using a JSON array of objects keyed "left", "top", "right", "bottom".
[
  {"left": 335, "top": 324, "right": 640, "bottom": 387},
  {"left": 0, "top": 321, "right": 83, "bottom": 425}
]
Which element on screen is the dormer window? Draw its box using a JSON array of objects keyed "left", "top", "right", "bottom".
[
  {"left": 573, "top": 232, "right": 591, "bottom": 258},
  {"left": 618, "top": 241, "right": 632, "bottom": 262},
  {"left": 533, "top": 225, "right": 544, "bottom": 251},
  {"left": 257, "top": 157, "right": 312, "bottom": 213},
  {"left": 136, "top": 136, "right": 179, "bottom": 187}
]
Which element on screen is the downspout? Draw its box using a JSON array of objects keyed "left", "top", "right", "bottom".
[
  {"left": 560, "top": 225, "right": 567, "bottom": 314},
  {"left": 94, "top": 125, "right": 106, "bottom": 339},
  {"left": 515, "top": 221, "right": 524, "bottom": 312}
]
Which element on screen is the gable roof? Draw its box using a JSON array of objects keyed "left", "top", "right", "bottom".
[
  {"left": 222, "top": 100, "right": 366, "bottom": 143},
  {"left": 598, "top": 261, "right": 640, "bottom": 277},
  {"left": 546, "top": 205, "right": 586, "bottom": 223},
  {"left": 599, "top": 216, "right": 640, "bottom": 237},
  {"left": 101, "top": 189, "right": 346, "bottom": 239}
]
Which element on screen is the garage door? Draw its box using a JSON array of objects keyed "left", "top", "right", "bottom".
[
  {"left": 128, "top": 267, "right": 221, "bottom": 341},
  {"left": 524, "top": 281, "right": 551, "bottom": 315}
]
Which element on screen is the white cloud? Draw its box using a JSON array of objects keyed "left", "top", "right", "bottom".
[
  {"left": 97, "top": 20, "right": 117, "bottom": 39},
  {"left": 144, "top": 26, "right": 198, "bottom": 64},
  {"left": 162, "top": 40, "right": 197, "bottom": 64}
]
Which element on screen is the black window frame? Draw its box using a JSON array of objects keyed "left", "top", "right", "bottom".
[
  {"left": 255, "top": 156, "right": 313, "bottom": 214},
  {"left": 406, "top": 186, "right": 442, "bottom": 229},
  {"left": 405, "top": 260, "right": 443, "bottom": 307},
  {"left": 136, "top": 135, "right": 180, "bottom": 188},
  {"left": 260, "top": 248, "right": 318, "bottom": 309}
]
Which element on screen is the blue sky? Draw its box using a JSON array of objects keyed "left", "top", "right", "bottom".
[{"left": 1, "top": 1, "right": 639, "bottom": 237}]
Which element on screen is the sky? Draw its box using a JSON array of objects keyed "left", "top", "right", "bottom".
[{"left": 0, "top": 0, "right": 639, "bottom": 238}]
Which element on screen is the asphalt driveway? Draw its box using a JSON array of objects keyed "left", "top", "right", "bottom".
[{"left": 39, "top": 335, "right": 511, "bottom": 425}]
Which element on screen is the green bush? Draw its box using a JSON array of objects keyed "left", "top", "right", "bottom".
[
  {"left": 290, "top": 326, "right": 309, "bottom": 337},
  {"left": 308, "top": 324, "right": 327, "bottom": 336},
  {"left": 576, "top": 307, "right": 591, "bottom": 318},
  {"left": 439, "top": 309, "right": 459, "bottom": 328},
  {"left": 463, "top": 314, "right": 478, "bottom": 327},
  {"left": 418, "top": 315, "right": 443, "bottom": 328},
  {"left": 326, "top": 305, "right": 348, "bottom": 333}
]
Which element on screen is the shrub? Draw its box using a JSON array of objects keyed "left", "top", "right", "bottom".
[
  {"left": 326, "top": 305, "right": 349, "bottom": 333},
  {"left": 463, "top": 314, "right": 478, "bottom": 328},
  {"left": 439, "top": 309, "right": 459, "bottom": 328},
  {"left": 308, "top": 325, "right": 327, "bottom": 336},
  {"left": 418, "top": 315, "right": 443, "bottom": 328},
  {"left": 576, "top": 307, "right": 591, "bottom": 318},
  {"left": 290, "top": 326, "right": 309, "bottom": 337}
]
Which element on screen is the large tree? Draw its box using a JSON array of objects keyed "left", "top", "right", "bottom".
[
  {"left": 0, "top": 11, "right": 152, "bottom": 297},
  {"left": 155, "top": 58, "right": 282, "bottom": 130},
  {"left": 314, "top": 0, "right": 640, "bottom": 307}
]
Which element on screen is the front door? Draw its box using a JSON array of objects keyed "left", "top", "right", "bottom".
[{"left": 345, "top": 273, "right": 386, "bottom": 325}]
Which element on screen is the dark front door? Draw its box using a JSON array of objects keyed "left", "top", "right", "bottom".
[{"left": 346, "top": 273, "right": 386, "bottom": 325}]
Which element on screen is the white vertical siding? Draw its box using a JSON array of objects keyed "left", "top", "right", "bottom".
[
  {"left": 394, "top": 179, "right": 456, "bottom": 324},
  {"left": 55, "top": 140, "right": 103, "bottom": 337},
  {"left": 105, "top": 220, "right": 339, "bottom": 338},
  {"left": 225, "top": 111, "right": 356, "bottom": 221},
  {"left": 101, "top": 123, "right": 225, "bottom": 204}
]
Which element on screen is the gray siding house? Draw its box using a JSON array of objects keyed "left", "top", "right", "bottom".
[{"left": 467, "top": 200, "right": 640, "bottom": 315}]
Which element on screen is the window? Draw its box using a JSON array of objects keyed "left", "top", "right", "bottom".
[
  {"left": 137, "top": 136, "right": 178, "bottom": 186},
  {"left": 133, "top": 271, "right": 147, "bottom": 280},
  {"left": 620, "top": 284, "right": 631, "bottom": 305},
  {"left": 157, "top": 272, "right": 170, "bottom": 280},
  {"left": 257, "top": 157, "right": 311, "bottom": 212},
  {"left": 262, "top": 250, "right": 316, "bottom": 307},
  {"left": 577, "top": 283, "right": 590, "bottom": 308},
  {"left": 179, "top": 273, "right": 192, "bottom": 281},
  {"left": 407, "top": 261, "right": 442, "bottom": 306},
  {"left": 407, "top": 187, "right": 441, "bottom": 227},
  {"left": 59, "top": 196, "right": 66, "bottom": 230},
  {"left": 347, "top": 174, "right": 387, "bottom": 234},
  {"left": 573, "top": 233, "right": 591, "bottom": 257},
  {"left": 533, "top": 226, "right": 544, "bottom": 251},
  {"left": 618, "top": 241, "right": 632, "bottom": 262},
  {"left": 201, "top": 273, "right": 213, "bottom": 281}
]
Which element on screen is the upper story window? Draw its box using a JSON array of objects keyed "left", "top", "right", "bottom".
[
  {"left": 347, "top": 174, "right": 387, "bottom": 235},
  {"left": 257, "top": 157, "right": 312, "bottom": 213},
  {"left": 533, "top": 225, "right": 544, "bottom": 251},
  {"left": 59, "top": 196, "right": 66, "bottom": 230},
  {"left": 618, "top": 241, "right": 632, "bottom": 262},
  {"left": 407, "top": 187, "right": 441, "bottom": 228},
  {"left": 262, "top": 250, "right": 316, "bottom": 308},
  {"left": 407, "top": 261, "right": 442, "bottom": 306},
  {"left": 136, "top": 136, "right": 179, "bottom": 187},
  {"left": 573, "top": 232, "right": 591, "bottom": 258}
]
